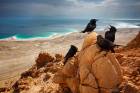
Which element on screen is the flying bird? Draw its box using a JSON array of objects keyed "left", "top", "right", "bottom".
[
  {"left": 81, "top": 19, "right": 98, "bottom": 33},
  {"left": 63, "top": 45, "right": 78, "bottom": 64},
  {"left": 105, "top": 25, "right": 117, "bottom": 42},
  {"left": 97, "top": 35, "right": 115, "bottom": 53}
]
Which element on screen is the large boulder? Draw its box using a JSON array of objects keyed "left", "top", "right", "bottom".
[
  {"left": 53, "top": 57, "right": 79, "bottom": 93},
  {"left": 81, "top": 32, "right": 97, "bottom": 50},
  {"left": 78, "top": 45, "right": 122, "bottom": 93},
  {"left": 54, "top": 32, "right": 122, "bottom": 93}
]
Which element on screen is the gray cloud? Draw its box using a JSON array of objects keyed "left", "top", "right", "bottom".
[
  {"left": 78, "top": 0, "right": 104, "bottom": 3},
  {"left": 115, "top": 0, "right": 140, "bottom": 4},
  {"left": 0, "top": 0, "right": 75, "bottom": 17},
  {"left": 0, "top": 0, "right": 74, "bottom": 6},
  {"left": 0, "top": 0, "right": 140, "bottom": 19}
]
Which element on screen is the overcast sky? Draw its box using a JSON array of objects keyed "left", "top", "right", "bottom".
[{"left": 0, "top": 0, "right": 140, "bottom": 19}]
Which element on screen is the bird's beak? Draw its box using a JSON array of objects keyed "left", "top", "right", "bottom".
[{"left": 109, "top": 25, "right": 113, "bottom": 28}]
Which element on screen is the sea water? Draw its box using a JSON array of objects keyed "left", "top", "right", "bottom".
[{"left": 0, "top": 17, "right": 139, "bottom": 40}]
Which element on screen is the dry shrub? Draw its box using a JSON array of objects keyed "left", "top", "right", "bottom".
[
  {"left": 36, "top": 52, "right": 54, "bottom": 68},
  {"left": 55, "top": 54, "right": 63, "bottom": 62}
]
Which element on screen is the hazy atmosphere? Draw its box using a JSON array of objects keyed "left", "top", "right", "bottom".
[{"left": 1, "top": 0, "right": 140, "bottom": 19}]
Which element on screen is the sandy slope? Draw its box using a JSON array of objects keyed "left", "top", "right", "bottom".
[{"left": 0, "top": 28, "right": 139, "bottom": 87}]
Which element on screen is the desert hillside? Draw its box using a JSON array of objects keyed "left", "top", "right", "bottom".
[{"left": 0, "top": 31, "right": 140, "bottom": 93}]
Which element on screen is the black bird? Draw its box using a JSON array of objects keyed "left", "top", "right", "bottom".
[
  {"left": 105, "top": 25, "right": 117, "bottom": 42},
  {"left": 97, "top": 35, "right": 115, "bottom": 53},
  {"left": 63, "top": 45, "right": 78, "bottom": 64},
  {"left": 81, "top": 19, "right": 98, "bottom": 33}
]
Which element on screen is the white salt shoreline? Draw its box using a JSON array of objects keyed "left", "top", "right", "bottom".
[{"left": 0, "top": 28, "right": 139, "bottom": 42}]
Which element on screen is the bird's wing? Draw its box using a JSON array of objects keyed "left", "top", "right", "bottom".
[{"left": 105, "top": 32, "right": 114, "bottom": 42}]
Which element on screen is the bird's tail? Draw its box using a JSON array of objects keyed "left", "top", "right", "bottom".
[{"left": 114, "top": 44, "right": 124, "bottom": 48}]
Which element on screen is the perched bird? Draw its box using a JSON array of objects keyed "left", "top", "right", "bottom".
[
  {"left": 105, "top": 25, "right": 117, "bottom": 42},
  {"left": 63, "top": 45, "right": 78, "bottom": 64},
  {"left": 81, "top": 19, "right": 98, "bottom": 33},
  {"left": 97, "top": 35, "right": 115, "bottom": 53}
]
